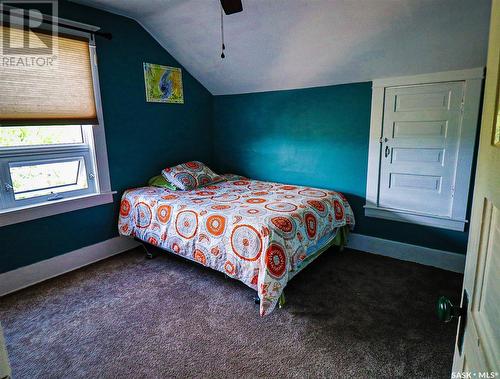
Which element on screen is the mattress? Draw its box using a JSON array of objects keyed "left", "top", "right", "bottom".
[{"left": 118, "top": 175, "right": 355, "bottom": 316}]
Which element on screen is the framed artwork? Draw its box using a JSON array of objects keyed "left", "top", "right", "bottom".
[{"left": 143, "top": 63, "right": 184, "bottom": 104}]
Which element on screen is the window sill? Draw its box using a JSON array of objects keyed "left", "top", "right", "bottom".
[
  {"left": 364, "top": 205, "right": 467, "bottom": 232},
  {"left": 0, "top": 192, "right": 116, "bottom": 227}
]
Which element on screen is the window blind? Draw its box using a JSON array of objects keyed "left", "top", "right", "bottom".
[{"left": 0, "top": 25, "right": 98, "bottom": 126}]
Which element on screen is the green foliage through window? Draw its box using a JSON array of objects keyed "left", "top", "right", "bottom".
[{"left": 0, "top": 126, "right": 83, "bottom": 147}]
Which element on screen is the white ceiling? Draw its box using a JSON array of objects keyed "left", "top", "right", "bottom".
[{"left": 72, "top": 0, "right": 491, "bottom": 95}]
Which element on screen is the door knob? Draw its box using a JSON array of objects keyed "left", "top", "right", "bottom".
[{"left": 436, "top": 296, "right": 464, "bottom": 323}]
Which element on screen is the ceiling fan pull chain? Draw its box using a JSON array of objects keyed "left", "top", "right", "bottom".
[{"left": 220, "top": 6, "right": 225, "bottom": 59}]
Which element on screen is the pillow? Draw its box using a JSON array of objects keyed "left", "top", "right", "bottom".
[
  {"left": 161, "top": 161, "right": 223, "bottom": 190},
  {"left": 223, "top": 173, "right": 248, "bottom": 181},
  {"left": 148, "top": 175, "right": 177, "bottom": 190}
]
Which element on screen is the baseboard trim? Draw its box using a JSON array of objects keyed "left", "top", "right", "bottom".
[
  {"left": 0, "top": 236, "right": 141, "bottom": 297},
  {"left": 347, "top": 233, "right": 465, "bottom": 273}
]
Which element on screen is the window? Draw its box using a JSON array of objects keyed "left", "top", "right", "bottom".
[
  {"left": 0, "top": 125, "right": 97, "bottom": 208},
  {"left": 0, "top": 12, "right": 112, "bottom": 226},
  {"left": 364, "top": 68, "right": 483, "bottom": 231}
]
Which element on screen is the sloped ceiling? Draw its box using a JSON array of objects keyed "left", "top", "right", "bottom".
[{"left": 72, "top": 0, "right": 491, "bottom": 95}]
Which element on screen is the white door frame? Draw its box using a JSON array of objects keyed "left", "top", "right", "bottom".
[{"left": 365, "top": 68, "right": 484, "bottom": 231}]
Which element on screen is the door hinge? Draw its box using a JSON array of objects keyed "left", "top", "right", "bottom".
[
  {"left": 451, "top": 185, "right": 455, "bottom": 197},
  {"left": 460, "top": 98, "right": 465, "bottom": 114}
]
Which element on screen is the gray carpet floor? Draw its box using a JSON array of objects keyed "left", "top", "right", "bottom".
[{"left": 0, "top": 247, "right": 462, "bottom": 379}]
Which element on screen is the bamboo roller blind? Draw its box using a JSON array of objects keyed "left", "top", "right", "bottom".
[{"left": 0, "top": 25, "right": 98, "bottom": 125}]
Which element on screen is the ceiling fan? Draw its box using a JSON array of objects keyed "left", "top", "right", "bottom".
[
  {"left": 219, "top": 0, "right": 243, "bottom": 58},
  {"left": 220, "top": 0, "right": 243, "bottom": 15}
]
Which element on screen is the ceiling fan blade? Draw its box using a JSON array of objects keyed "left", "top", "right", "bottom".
[{"left": 220, "top": 0, "right": 243, "bottom": 15}]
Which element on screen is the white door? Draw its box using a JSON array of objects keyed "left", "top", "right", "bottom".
[
  {"left": 379, "top": 82, "right": 465, "bottom": 217},
  {"left": 451, "top": 0, "right": 500, "bottom": 375}
]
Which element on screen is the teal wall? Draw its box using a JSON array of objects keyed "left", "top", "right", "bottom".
[
  {"left": 212, "top": 83, "right": 471, "bottom": 254},
  {"left": 0, "top": 1, "right": 213, "bottom": 273}
]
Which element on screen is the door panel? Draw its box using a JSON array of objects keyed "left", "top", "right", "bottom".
[
  {"left": 391, "top": 148, "right": 444, "bottom": 164},
  {"left": 390, "top": 173, "right": 441, "bottom": 191},
  {"left": 395, "top": 89, "right": 451, "bottom": 111},
  {"left": 478, "top": 206, "right": 500, "bottom": 319},
  {"left": 393, "top": 121, "right": 447, "bottom": 138},
  {"left": 379, "top": 82, "right": 464, "bottom": 217},
  {"left": 469, "top": 201, "right": 500, "bottom": 368}
]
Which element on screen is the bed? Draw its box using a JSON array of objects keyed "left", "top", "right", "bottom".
[{"left": 118, "top": 174, "right": 355, "bottom": 316}]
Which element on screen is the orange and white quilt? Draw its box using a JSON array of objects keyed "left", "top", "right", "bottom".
[{"left": 118, "top": 176, "right": 355, "bottom": 316}]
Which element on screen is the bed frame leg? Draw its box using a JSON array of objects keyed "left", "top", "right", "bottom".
[
  {"left": 278, "top": 292, "right": 286, "bottom": 309},
  {"left": 140, "top": 243, "right": 156, "bottom": 259}
]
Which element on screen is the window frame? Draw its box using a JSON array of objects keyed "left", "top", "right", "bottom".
[
  {"left": 0, "top": 125, "right": 96, "bottom": 207},
  {"left": 364, "top": 68, "right": 484, "bottom": 231},
  {"left": 0, "top": 17, "right": 113, "bottom": 227}
]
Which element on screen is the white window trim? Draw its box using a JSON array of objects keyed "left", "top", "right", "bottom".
[
  {"left": 0, "top": 19, "right": 114, "bottom": 227},
  {"left": 364, "top": 68, "right": 484, "bottom": 231}
]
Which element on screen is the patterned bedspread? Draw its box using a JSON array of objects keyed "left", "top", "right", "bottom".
[{"left": 118, "top": 175, "right": 355, "bottom": 316}]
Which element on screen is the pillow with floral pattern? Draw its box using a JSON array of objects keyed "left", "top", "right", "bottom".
[{"left": 161, "top": 161, "right": 224, "bottom": 190}]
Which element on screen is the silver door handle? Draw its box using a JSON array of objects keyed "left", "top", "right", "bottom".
[{"left": 384, "top": 145, "right": 390, "bottom": 158}]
